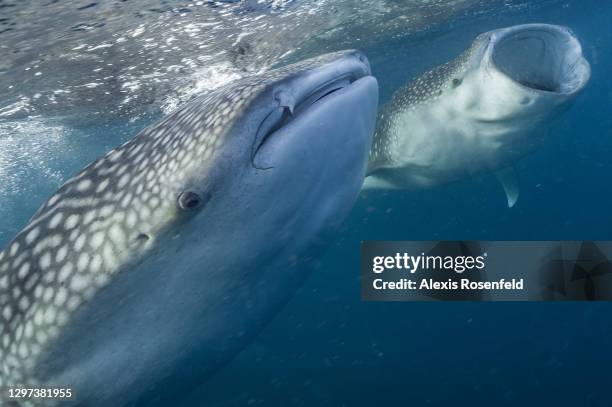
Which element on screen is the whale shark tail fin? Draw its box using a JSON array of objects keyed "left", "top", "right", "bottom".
[{"left": 495, "top": 166, "right": 520, "bottom": 208}]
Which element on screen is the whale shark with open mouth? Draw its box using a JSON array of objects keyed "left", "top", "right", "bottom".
[
  {"left": 0, "top": 50, "right": 378, "bottom": 406},
  {"left": 366, "top": 24, "right": 591, "bottom": 207}
]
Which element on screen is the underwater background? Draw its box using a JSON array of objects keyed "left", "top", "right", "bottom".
[{"left": 1, "top": 0, "right": 611, "bottom": 405}]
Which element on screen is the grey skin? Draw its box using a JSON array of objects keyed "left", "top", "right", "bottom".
[{"left": 0, "top": 50, "right": 378, "bottom": 406}]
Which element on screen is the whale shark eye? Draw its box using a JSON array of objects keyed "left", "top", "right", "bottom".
[
  {"left": 178, "top": 191, "right": 206, "bottom": 210},
  {"left": 136, "top": 233, "right": 151, "bottom": 242},
  {"left": 452, "top": 78, "right": 463, "bottom": 88}
]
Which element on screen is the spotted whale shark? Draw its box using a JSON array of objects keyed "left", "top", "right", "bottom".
[
  {"left": 0, "top": 50, "right": 378, "bottom": 406},
  {"left": 365, "top": 24, "right": 591, "bottom": 207}
]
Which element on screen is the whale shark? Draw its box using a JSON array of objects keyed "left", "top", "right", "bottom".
[
  {"left": 0, "top": 50, "right": 378, "bottom": 406},
  {"left": 365, "top": 24, "right": 591, "bottom": 207}
]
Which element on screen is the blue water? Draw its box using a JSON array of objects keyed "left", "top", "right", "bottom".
[{"left": 1, "top": 0, "right": 612, "bottom": 406}]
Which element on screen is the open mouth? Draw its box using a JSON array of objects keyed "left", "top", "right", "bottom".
[{"left": 490, "top": 25, "right": 590, "bottom": 94}]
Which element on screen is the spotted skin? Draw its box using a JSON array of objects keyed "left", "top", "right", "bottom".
[
  {"left": 0, "top": 77, "right": 258, "bottom": 393},
  {"left": 366, "top": 24, "right": 590, "bottom": 192},
  {"left": 368, "top": 40, "right": 477, "bottom": 171},
  {"left": 0, "top": 50, "right": 377, "bottom": 406}
]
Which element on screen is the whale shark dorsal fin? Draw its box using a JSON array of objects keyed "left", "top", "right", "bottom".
[{"left": 495, "top": 166, "right": 520, "bottom": 208}]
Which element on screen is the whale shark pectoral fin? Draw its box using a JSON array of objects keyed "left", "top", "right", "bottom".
[
  {"left": 495, "top": 166, "right": 520, "bottom": 208},
  {"left": 362, "top": 174, "right": 401, "bottom": 190}
]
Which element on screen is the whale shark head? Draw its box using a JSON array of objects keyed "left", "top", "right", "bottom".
[
  {"left": 472, "top": 23, "right": 590, "bottom": 120},
  {"left": 147, "top": 49, "right": 379, "bottom": 278},
  {"left": 0, "top": 50, "right": 377, "bottom": 402},
  {"left": 140, "top": 49, "right": 378, "bottom": 261}
]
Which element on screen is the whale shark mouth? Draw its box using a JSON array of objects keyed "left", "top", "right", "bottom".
[
  {"left": 251, "top": 73, "right": 366, "bottom": 169},
  {"left": 490, "top": 24, "right": 590, "bottom": 95},
  {"left": 267, "top": 75, "right": 356, "bottom": 133},
  {"left": 252, "top": 51, "right": 373, "bottom": 169},
  {"left": 292, "top": 74, "right": 356, "bottom": 115}
]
